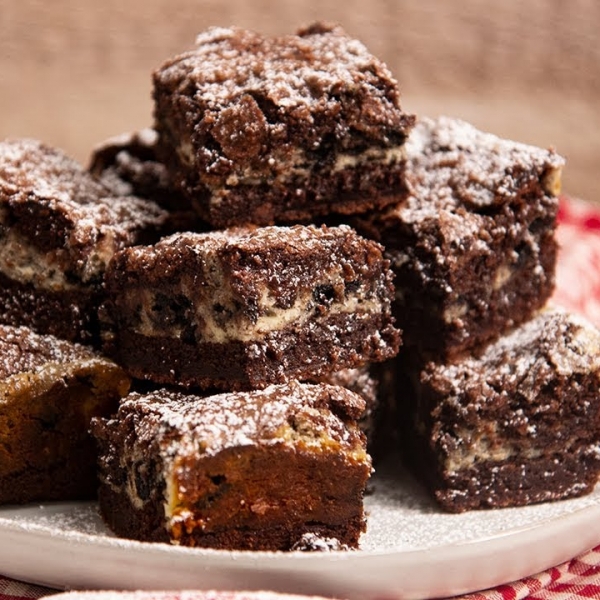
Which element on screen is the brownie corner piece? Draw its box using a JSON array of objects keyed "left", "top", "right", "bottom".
[
  {"left": 152, "top": 23, "right": 415, "bottom": 227},
  {"left": 0, "top": 324, "right": 131, "bottom": 504},
  {"left": 102, "top": 224, "right": 400, "bottom": 389},
  {"left": 88, "top": 129, "right": 202, "bottom": 229},
  {"left": 406, "top": 308, "right": 600, "bottom": 512},
  {"left": 0, "top": 137, "right": 168, "bottom": 343},
  {"left": 92, "top": 381, "right": 372, "bottom": 550},
  {"left": 355, "top": 116, "right": 565, "bottom": 359}
]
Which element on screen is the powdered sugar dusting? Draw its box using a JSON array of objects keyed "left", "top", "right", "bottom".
[
  {"left": 0, "top": 323, "right": 97, "bottom": 381},
  {"left": 147, "top": 223, "right": 380, "bottom": 259},
  {"left": 481, "top": 307, "right": 600, "bottom": 376},
  {"left": 0, "top": 138, "right": 167, "bottom": 280},
  {"left": 115, "top": 382, "right": 365, "bottom": 463},
  {"left": 404, "top": 116, "right": 564, "bottom": 212},
  {"left": 157, "top": 24, "right": 399, "bottom": 114}
]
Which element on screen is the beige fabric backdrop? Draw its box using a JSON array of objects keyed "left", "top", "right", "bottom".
[{"left": 1, "top": 0, "right": 598, "bottom": 202}]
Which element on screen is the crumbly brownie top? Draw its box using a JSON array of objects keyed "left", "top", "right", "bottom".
[
  {"left": 109, "top": 381, "right": 366, "bottom": 459},
  {"left": 0, "top": 139, "right": 167, "bottom": 281},
  {"left": 403, "top": 116, "right": 564, "bottom": 216},
  {"left": 129, "top": 222, "right": 378, "bottom": 259},
  {"left": 0, "top": 138, "right": 166, "bottom": 229},
  {"left": 153, "top": 23, "right": 414, "bottom": 159},
  {"left": 155, "top": 23, "right": 407, "bottom": 125},
  {"left": 0, "top": 323, "right": 97, "bottom": 381},
  {"left": 425, "top": 309, "right": 600, "bottom": 399}
]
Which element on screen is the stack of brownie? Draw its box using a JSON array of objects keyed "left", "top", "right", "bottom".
[
  {"left": 353, "top": 116, "right": 600, "bottom": 512},
  {"left": 32, "top": 23, "right": 412, "bottom": 551},
  {"left": 1, "top": 20, "right": 600, "bottom": 551}
]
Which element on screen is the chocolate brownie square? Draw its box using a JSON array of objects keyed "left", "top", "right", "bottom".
[
  {"left": 92, "top": 381, "right": 371, "bottom": 550},
  {"left": 0, "top": 324, "right": 130, "bottom": 504},
  {"left": 102, "top": 224, "right": 400, "bottom": 390},
  {"left": 152, "top": 23, "right": 415, "bottom": 227},
  {"left": 0, "top": 138, "right": 168, "bottom": 343},
  {"left": 401, "top": 308, "right": 600, "bottom": 512},
  {"left": 354, "top": 116, "right": 564, "bottom": 359}
]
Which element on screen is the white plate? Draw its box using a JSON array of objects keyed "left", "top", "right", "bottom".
[{"left": 2, "top": 462, "right": 600, "bottom": 600}]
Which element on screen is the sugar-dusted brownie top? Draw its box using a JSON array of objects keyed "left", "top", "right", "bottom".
[
  {"left": 97, "top": 381, "right": 367, "bottom": 461},
  {"left": 0, "top": 138, "right": 167, "bottom": 285},
  {"left": 405, "top": 115, "right": 563, "bottom": 214},
  {"left": 152, "top": 23, "right": 415, "bottom": 225},
  {"left": 0, "top": 324, "right": 96, "bottom": 381},
  {"left": 367, "top": 116, "right": 564, "bottom": 241},
  {"left": 428, "top": 309, "right": 600, "bottom": 389},
  {"left": 154, "top": 22, "right": 413, "bottom": 158}
]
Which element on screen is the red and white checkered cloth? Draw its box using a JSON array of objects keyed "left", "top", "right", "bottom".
[
  {"left": 0, "top": 578, "right": 54, "bottom": 600},
  {"left": 459, "top": 545, "right": 600, "bottom": 600},
  {"left": 1, "top": 196, "right": 600, "bottom": 600},
  {"left": 552, "top": 197, "right": 600, "bottom": 328}
]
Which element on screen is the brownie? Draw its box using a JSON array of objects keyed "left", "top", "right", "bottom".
[
  {"left": 354, "top": 116, "right": 565, "bottom": 359},
  {"left": 152, "top": 23, "right": 415, "bottom": 227},
  {"left": 101, "top": 224, "right": 400, "bottom": 390},
  {"left": 88, "top": 129, "right": 204, "bottom": 232},
  {"left": 0, "top": 324, "right": 131, "bottom": 504},
  {"left": 92, "top": 381, "right": 372, "bottom": 550},
  {"left": 400, "top": 308, "right": 600, "bottom": 512},
  {"left": 0, "top": 138, "right": 168, "bottom": 343}
]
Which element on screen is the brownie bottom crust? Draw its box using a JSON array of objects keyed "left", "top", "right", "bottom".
[
  {"left": 0, "top": 273, "right": 101, "bottom": 345},
  {"left": 110, "top": 313, "right": 400, "bottom": 390},
  {"left": 429, "top": 450, "right": 600, "bottom": 513},
  {"left": 98, "top": 446, "right": 368, "bottom": 551}
]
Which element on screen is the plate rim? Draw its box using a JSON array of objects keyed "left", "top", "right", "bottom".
[{"left": 1, "top": 497, "right": 600, "bottom": 599}]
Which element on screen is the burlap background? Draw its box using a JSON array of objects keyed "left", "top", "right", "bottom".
[{"left": 1, "top": 0, "right": 598, "bottom": 201}]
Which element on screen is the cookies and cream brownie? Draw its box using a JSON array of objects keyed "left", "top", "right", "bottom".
[
  {"left": 354, "top": 116, "right": 564, "bottom": 359},
  {"left": 102, "top": 224, "right": 400, "bottom": 390},
  {"left": 0, "top": 324, "right": 130, "bottom": 504},
  {"left": 88, "top": 128, "right": 204, "bottom": 232},
  {"left": 152, "top": 23, "right": 415, "bottom": 227},
  {"left": 0, "top": 138, "right": 168, "bottom": 343},
  {"left": 402, "top": 308, "right": 600, "bottom": 512},
  {"left": 92, "top": 381, "right": 371, "bottom": 550}
]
